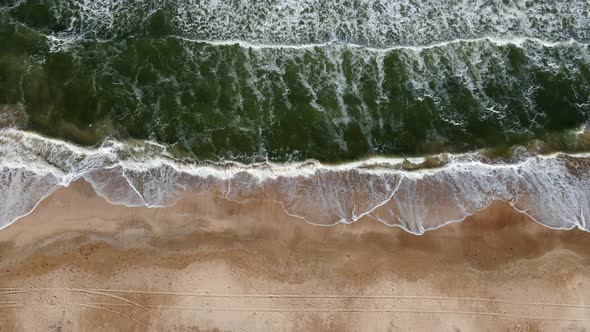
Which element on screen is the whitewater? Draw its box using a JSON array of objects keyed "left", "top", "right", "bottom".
[
  {"left": 4, "top": 0, "right": 590, "bottom": 162},
  {"left": 2, "top": 0, "right": 590, "bottom": 234},
  {"left": 12, "top": 0, "right": 590, "bottom": 46},
  {"left": 1, "top": 128, "right": 589, "bottom": 235}
]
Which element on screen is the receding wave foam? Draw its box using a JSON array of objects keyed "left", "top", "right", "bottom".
[{"left": 1, "top": 128, "right": 589, "bottom": 234}]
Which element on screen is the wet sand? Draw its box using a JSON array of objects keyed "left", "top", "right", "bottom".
[{"left": 0, "top": 179, "right": 589, "bottom": 331}]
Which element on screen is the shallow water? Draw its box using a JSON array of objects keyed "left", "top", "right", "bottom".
[{"left": 1, "top": 129, "right": 589, "bottom": 234}]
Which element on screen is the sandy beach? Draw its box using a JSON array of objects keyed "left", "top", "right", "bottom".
[{"left": 0, "top": 179, "right": 589, "bottom": 331}]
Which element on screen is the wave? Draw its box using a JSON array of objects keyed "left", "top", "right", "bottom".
[
  {"left": 3, "top": 1, "right": 590, "bottom": 235},
  {"left": 152, "top": 36, "right": 588, "bottom": 53},
  {"left": 1, "top": 128, "right": 589, "bottom": 234},
  {"left": 33, "top": 31, "right": 590, "bottom": 54},
  {"left": 3, "top": 23, "right": 590, "bottom": 162},
  {"left": 4, "top": 0, "right": 590, "bottom": 162},
  {"left": 4, "top": 0, "right": 590, "bottom": 47}
]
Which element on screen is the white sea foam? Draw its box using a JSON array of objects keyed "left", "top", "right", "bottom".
[
  {"left": 41, "top": 29, "right": 589, "bottom": 54},
  {"left": 43, "top": 0, "right": 590, "bottom": 47},
  {"left": 1, "top": 128, "right": 590, "bottom": 235},
  {"left": 173, "top": 36, "right": 585, "bottom": 53}
]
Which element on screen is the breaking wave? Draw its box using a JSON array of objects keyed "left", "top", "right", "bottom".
[
  {"left": 3, "top": 0, "right": 590, "bottom": 161},
  {"left": 5, "top": 0, "right": 590, "bottom": 46},
  {"left": 2, "top": 128, "right": 589, "bottom": 234},
  {"left": 3, "top": 0, "right": 590, "bottom": 233}
]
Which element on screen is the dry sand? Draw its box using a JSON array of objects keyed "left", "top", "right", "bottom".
[{"left": 0, "top": 179, "right": 589, "bottom": 331}]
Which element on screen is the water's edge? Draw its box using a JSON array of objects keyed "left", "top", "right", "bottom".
[{"left": 2, "top": 128, "right": 589, "bottom": 235}]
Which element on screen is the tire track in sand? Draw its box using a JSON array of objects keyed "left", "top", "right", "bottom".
[{"left": 0, "top": 287, "right": 589, "bottom": 325}]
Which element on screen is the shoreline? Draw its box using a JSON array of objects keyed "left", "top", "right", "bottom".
[
  {"left": 3, "top": 128, "right": 590, "bottom": 234},
  {"left": 4, "top": 127, "right": 590, "bottom": 167},
  {"left": 0, "top": 180, "right": 590, "bottom": 330}
]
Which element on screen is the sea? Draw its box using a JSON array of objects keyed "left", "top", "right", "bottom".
[{"left": 1, "top": 0, "right": 589, "bottom": 233}]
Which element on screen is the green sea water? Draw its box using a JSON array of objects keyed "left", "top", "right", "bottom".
[{"left": 1, "top": 0, "right": 590, "bottom": 162}]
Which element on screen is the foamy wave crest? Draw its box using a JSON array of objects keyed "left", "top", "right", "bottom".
[
  {"left": 18, "top": 0, "right": 590, "bottom": 46},
  {"left": 1, "top": 128, "right": 589, "bottom": 234}
]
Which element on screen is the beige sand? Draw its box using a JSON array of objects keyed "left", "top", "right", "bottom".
[{"left": 0, "top": 179, "right": 589, "bottom": 331}]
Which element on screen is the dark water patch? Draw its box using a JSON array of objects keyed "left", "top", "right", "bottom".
[{"left": 1, "top": 6, "right": 590, "bottom": 162}]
